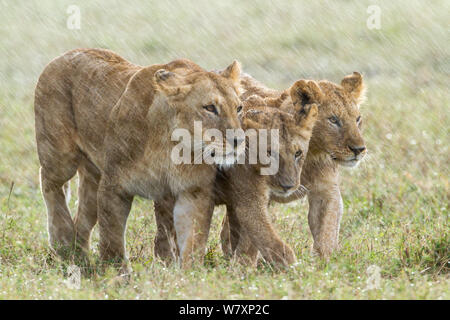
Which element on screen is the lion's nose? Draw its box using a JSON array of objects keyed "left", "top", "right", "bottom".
[
  {"left": 348, "top": 145, "right": 366, "bottom": 156},
  {"left": 280, "top": 183, "right": 294, "bottom": 192}
]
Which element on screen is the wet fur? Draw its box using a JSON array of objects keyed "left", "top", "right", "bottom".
[
  {"left": 35, "top": 48, "right": 242, "bottom": 271},
  {"left": 222, "top": 72, "right": 367, "bottom": 260},
  {"left": 154, "top": 71, "right": 367, "bottom": 264},
  {"left": 154, "top": 88, "right": 318, "bottom": 267}
]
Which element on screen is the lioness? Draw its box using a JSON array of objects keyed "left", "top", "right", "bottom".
[
  {"left": 35, "top": 48, "right": 243, "bottom": 271},
  {"left": 221, "top": 72, "right": 368, "bottom": 261},
  {"left": 153, "top": 83, "right": 318, "bottom": 267}
]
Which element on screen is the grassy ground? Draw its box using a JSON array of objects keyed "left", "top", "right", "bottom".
[{"left": 0, "top": 0, "right": 448, "bottom": 299}]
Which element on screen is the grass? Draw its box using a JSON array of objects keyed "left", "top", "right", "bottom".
[{"left": 0, "top": 0, "right": 448, "bottom": 299}]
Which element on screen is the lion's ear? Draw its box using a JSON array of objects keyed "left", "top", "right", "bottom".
[
  {"left": 341, "top": 72, "right": 366, "bottom": 104},
  {"left": 265, "top": 92, "right": 289, "bottom": 108},
  {"left": 154, "top": 69, "right": 191, "bottom": 97},
  {"left": 154, "top": 69, "right": 174, "bottom": 82},
  {"left": 220, "top": 60, "right": 241, "bottom": 87},
  {"left": 295, "top": 103, "right": 319, "bottom": 134},
  {"left": 290, "top": 80, "right": 323, "bottom": 108}
]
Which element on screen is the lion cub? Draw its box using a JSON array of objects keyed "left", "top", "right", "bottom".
[
  {"left": 222, "top": 73, "right": 368, "bottom": 261},
  {"left": 35, "top": 48, "right": 243, "bottom": 271},
  {"left": 154, "top": 83, "right": 318, "bottom": 267}
]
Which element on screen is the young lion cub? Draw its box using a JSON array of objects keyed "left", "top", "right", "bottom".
[
  {"left": 35, "top": 48, "right": 243, "bottom": 271},
  {"left": 154, "top": 83, "right": 318, "bottom": 267},
  {"left": 223, "top": 72, "right": 367, "bottom": 261}
]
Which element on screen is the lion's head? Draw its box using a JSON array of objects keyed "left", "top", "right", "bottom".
[
  {"left": 241, "top": 93, "right": 318, "bottom": 197},
  {"left": 289, "top": 72, "right": 367, "bottom": 167},
  {"left": 154, "top": 61, "right": 245, "bottom": 165}
]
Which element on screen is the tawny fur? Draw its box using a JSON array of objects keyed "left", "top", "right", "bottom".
[
  {"left": 35, "top": 48, "right": 243, "bottom": 271},
  {"left": 154, "top": 87, "right": 318, "bottom": 267},
  {"left": 154, "top": 71, "right": 367, "bottom": 263},
  {"left": 223, "top": 72, "right": 368, "bottom": 261}
]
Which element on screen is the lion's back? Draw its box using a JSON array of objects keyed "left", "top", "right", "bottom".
[{"left": 34, "top": 49, "right": 142, "bottom": 165}]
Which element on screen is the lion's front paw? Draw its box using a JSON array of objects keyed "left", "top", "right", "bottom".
[
  {"left": 263, "top": 242, "right": 296, "bottom": 268},
  {"left": 313, "top": 240, "right": 339, "bottom": 261},
  {"left": 279, "top": 243, "right": 296, "bottom": 266}
]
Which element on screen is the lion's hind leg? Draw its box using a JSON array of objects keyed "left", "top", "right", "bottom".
[
  {"left": 35, "top": 78, "right": 82, "bottom": 259},
  {"left": 74, "top": 157, "right": 101, "bottom": 254},
  {"left": 39, "top": 159, "right": 80, "bottom": 259}
]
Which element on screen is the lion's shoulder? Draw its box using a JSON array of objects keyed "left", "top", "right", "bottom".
[{"left": 240, "top": 72, "right": 280, "bottom": 100}]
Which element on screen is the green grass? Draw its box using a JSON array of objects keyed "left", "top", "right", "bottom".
[{"left": 0, "top": 0, "right": 448, "bottom": 299}]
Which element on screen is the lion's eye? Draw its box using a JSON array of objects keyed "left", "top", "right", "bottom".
[
  {"left": 295, "top": 150, "right": 303, "bottom": 158},
  {"left": 203, "top": 104, "right": 218, "bottom": 115},
  {"left": 356, "top": 116, "right": 361, "bottom": 123},
  {"left": 328, "top": 115, "right": 341, "bottom": 127},
  {"left": 237, "top": 105, "right": 243, "bottom": 113}
]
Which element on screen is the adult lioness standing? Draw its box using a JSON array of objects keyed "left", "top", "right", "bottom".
[{"left": 35, "top": 48, "right": 243, "bottom": 271}]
